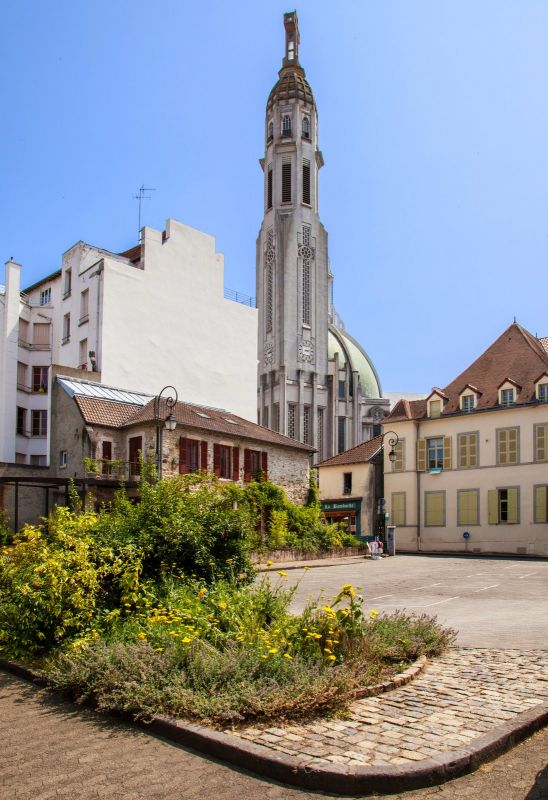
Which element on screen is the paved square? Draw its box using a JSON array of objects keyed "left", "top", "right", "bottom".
[{"left": 265, "top": 554, "right": 548, "bottom": 647}]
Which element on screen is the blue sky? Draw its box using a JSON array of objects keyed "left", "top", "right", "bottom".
[{"left": 2, "top": 1, "right": 547, "bottom": 392}]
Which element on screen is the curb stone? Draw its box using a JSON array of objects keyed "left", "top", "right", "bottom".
[{"left": 1, "top": 657, "right": 547, "bottom": 795}]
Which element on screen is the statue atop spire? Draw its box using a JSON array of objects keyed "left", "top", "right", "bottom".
[{"left": 282, "top": 11, "right": 300, "bottom": 68}]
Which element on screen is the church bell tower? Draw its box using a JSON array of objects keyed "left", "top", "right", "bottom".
[{"left": 256, "top": 11, "right": 330, "bottom": 458}]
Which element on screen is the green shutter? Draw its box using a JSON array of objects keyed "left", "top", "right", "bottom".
[
  {"left": 458, "top": 490, "right": 478, "bottom": 526},
  {"left": 392, "top": 493, "right": 405, "bottom": 526},
  {"left": 488, "top": 490, "right": 498, "bottom": 524},
  {"left": 417, "top": 439, "right": 426, "bottom": 472},
  {"left": 425, "top": 492, "right": 445, "bottom": 526},
  {"left": 534, "top": 486, "right": 548, "bottom": 523},
  {"left": 443, "top": 436, "right": 452, "bottom": 470},
  {"left": 458, "top": 434, "right": 467, "bottom": 468},
  {"left": 498, "top": 430, "right": 507, "bottom": 464},
  {"left": 469, "top": 433, "right": 478, "bottom": 467},
  {"left": 508, "top": 429, "right": 518, "bottom": 464},
  {"left": 393, "top": 440, "right": 405, "bottom": 472},
  {"left": 535, "top": 425, "right": 547, "bottom": 462},
  {"left": 507, "top": 487, "right": 519, "bottom": 524}
]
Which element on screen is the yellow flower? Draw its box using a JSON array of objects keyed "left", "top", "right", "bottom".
[
  {"left": 181, "top": 636, "right": 192, "bottom": 643},
  {"left": 303, "top": 566, "right": 311, "bottom": 570},
  {"left": 324, "top": 647, "right": 332, "bottom": 654},
  {"left": 276, "top": 570, "right": 288, "bottom": 577},
  {"left": 266, "top": 560, "right": 273, "bottom": 566},
  {"left": 340, "top": 583, "right": 356, "bottom": 598},
  {"left": 197, "top": 588, "right": 207, "bottom": 599},
  {"left": 154, "top": 647, "right": 164, "bottom": 652},
  {"left": 370, "top": 609, "right": 379, "bottom": 618},
  {"left": 268, "top": 647, "right": 278, "bottom": 654},
  {"left": 327, "top": 654, "right": 336, "bottom": 661},
  {"left": 283, "top": 653, "right": 293, "bottom": 660},
  {"left": 137, "top": 632, "right": 147, "bottom": 640},
  {"left": 218, "top": 601, "right": 227, "bottom": 609}
]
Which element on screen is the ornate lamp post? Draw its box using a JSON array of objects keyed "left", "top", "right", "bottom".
[
  {"left": 381, "top": 430, "right": 399, "bottom": 464},
  {"left": 153, "top": 385, "right": 178, "bottom": 478}
]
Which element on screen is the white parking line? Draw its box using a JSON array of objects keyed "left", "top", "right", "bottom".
[
  {"left": 518, "top": 573, "right": 537, "bottom": 579},
  {"left": 465, "top": 573, "right": 490, "bottom": 577},
  {"left": 473, "top": 584, "right": 500, "bottom": 592},
  {"left": 412, "top": 583, "right": 442, "bottom": 590},
  {"left": 380, "top": 596, "right": 460, "bottom": 609},
  {"left": 369, "top": 594, "right": 393, "bottom": 600}
]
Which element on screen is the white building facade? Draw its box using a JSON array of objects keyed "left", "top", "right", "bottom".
[
  {"left": 0, "top": 219, "right": 258, "bottom": 466},
  {"left": 256, "top": 13, "right": 389, "bottom": 462}
]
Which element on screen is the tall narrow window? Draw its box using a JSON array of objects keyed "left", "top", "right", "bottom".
[
  {"left": 267, "top": 120, "right": 273, "bottom": 140},
  {"left": 31, "top": 409, "right": 48, "bottom": 437},
  {"left": 32, "top": 366, "right": 48, "bottom": 393},
  {"left": 287, "top": 404, "right": 296, "bottom": 439},
  {"left": 301, "top": 224, "right": 311, "bottom": 326},
  {"left": 80, "top": 289, "right": 89, "bottom": 323},
  {"left": 18, "top": 319, "right": 29, "bottom": 346},
  {"left": 281, "top": 159, "right": 292, "bottom": 203},
  {"left": 62, "top": 313, "right": 70, "bottom": 344},
  {"left": 267, "top": 166, "right": 273, "bottom": 210},
  {"left": 317, "top": 408, "right": 324, "bottom": 460},
  {"left": 63, "top": 269, "right": 72, "bottom": 298},
  {"left": 303, "top": 406, "right": 311, "bottom": 445},
  {"left": 273, "top": 403, "right": 280, "bottom": 433},
  {"left": 343, "top": 472, "right": 352, "bottom": 495},
  {"left": 33, "top": 323, "right": 50, "bottom": 347},
  {"left": 282, "top": 114, "right": 292, "bottom": 137},
  {"left": 263, "top": 406, "right": 269, "bottom": 429},
  {"left": 17, "top": 362, "right": 28, "bottom": 389},
  {"left": 16, "top": 406, "right": 26, "bottom": 436},
  {"left": 337, "top": 416, "right": 346, "bottom": 454},
  {"left": 39, "top": 287, "right": 51, "bottom": 306},
  {"left": 302, "top": 159, "right": 311, "bottom": 205},
  {"left": 264, "top": 229, "right": 274, "bottom": 334},
  {"left": 79, "top": 338, "right": 88, "bottom": 369},
  {"left": 302, "top": 116, "right": 310, "bottom": 139}
]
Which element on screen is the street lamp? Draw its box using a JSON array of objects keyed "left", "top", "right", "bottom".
[
  {"left": 153, "top": 385, "right": 178, "bottom": 478},
  {"left": 381, "top": 430, "right": 400, "bottom": 463}
]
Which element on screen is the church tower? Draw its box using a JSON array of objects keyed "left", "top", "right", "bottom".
[
  {"left": 257, "top": 12, "right": 389, "bottom": 461},
  {"left": 257, "top": 11, "right": 330, "bottom": 457}
]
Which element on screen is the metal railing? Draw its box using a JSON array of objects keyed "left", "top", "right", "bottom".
[
  {"left": 224, "top": 287, "right": 256, "bottom": 307},
  {"left": 85, "top": 459, "right": 145, "bottom": 480}
]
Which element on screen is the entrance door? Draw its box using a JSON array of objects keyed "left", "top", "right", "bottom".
[{"left": 128, "top": 436, "right": 142, "bottom": 477}]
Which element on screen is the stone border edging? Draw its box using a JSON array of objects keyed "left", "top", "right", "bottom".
[{"left": 2, "top": 656, "right": 547, "bottom": 795}]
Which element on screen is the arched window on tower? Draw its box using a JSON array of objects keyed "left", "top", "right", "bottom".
[
  {"left": 267, "top": 121, "right": 273, "bottom": 141},
  {"left": 302, "top": 116, "right": 310, "bottom": 140},
  {"left": 282, "top": 114, "right": 292, "bottom": 138}
]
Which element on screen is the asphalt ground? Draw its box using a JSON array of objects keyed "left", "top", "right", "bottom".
[{"left": 263, "top": 555, "right": 548, "bottom": 648}]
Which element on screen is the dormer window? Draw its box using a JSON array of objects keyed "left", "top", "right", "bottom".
[
  {"left": 302, "top": 116, "right": 310, "bottom": 139},
  {"left": 282, "top": 115, "right": 292, "bottom": 138},
  {"left": 538, "top": 383, "right": 548, "bottom": 403},
  {"left": 461, "top": 395, "right": 475, "bottom": 413},
  {"left": 429, "top": 400, "right": 441, "bottom": 418},
  {"left": 501, "top": 388, "right": 514, "bottom": 407}
]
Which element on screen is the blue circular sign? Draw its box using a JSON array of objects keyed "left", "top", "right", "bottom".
[{"left": 463, "top": 531, "right": 470, "bottom": 540}]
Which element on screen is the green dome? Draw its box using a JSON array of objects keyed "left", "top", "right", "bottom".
[{"left": 328, "top": 325, "right": 382, "bottom": 399}]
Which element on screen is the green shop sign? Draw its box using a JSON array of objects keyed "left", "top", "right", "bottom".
[{"left": 321, "top": 500, "right": 362, "bottom": 512}]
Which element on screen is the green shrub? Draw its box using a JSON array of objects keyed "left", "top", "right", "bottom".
[{"left": 268, "top": 509, "right": 288, "bottom": 548}]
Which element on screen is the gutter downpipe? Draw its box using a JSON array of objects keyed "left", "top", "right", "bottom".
[{"left": 415, "top": 420, "right": 421, "bottom": 552}]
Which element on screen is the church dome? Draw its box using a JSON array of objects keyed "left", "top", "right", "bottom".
[
  {"left": 328, "top": 324, "right": 382, "bottom": 399},
  {"left": 267, "top": 67, "right": 315, "bottom": 110}
]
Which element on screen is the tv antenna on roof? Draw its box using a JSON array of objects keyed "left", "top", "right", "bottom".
[{"left": 133, "top": 185, "right": 156, "bottom": 238}]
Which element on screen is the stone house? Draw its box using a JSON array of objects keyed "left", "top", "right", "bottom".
[
  {"left": 383, "top": 323, "right": 548, "bottom": 556},
  {"left": 317, "top": 435, "right": 383, "bottom": 541}
]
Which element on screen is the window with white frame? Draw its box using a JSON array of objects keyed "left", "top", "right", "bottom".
[
  {"left": 39, "top": 287, "right": 51, "bottom": 305},
  {"left": 538, "top": 383, "right": 548, "bottom": 403},
  {"left": 500, "top": 388, "right": 515, "bottom": 407},
  {"left": 427, "top": 437, "right": 444, "bottom": 470},
  {"left": 461, "top": 394, "right": 475, "bottom": 412}
]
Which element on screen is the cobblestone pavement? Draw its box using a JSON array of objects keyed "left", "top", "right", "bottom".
[
  {"left": 2, "top": 670, "right": 547, "bottom": 800},
  {"left": 233, "top": 649, "right": 548, "bottom": 767},
  {"left": 2, "top": 669, "right": 548, "bottom": 800}
]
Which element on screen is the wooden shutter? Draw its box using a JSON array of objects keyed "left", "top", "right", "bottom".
[
  {"left": 469, "top": 433, "right": 478, "bottom": 467},
  {"left": 243, "top": 448, "right": 252, "bottom": 482},
  {"left": 507, "top": 487, "right": 518, "bottom": 524},
  {"left": 281, "top": 161, "right": 292, "bottom": 203},
  {"left": 392, "top": 493, "right": 405, "bottom": 526},
  {"left": 213, "top": 443, "right": 221, "bottom": 477},
  {"left": 179, "top": 438, "right": 189, "bottom": 474},
  {"left": 302, "top": 159, "right": 311, "bottom": 204},
  {"left": 393, "top": 441, "right": 404, "bottom": 472},
  {"left": 458, "top": 490, "right": 478, "bottom": 526},
  {"left": 458, "top": 434, "right": 468, "bottom": 468},
  {"left": 534, "top": 486, "right": 548, "bottom": 523},
  {"left": 232, "top": 447, "right": 240, "bottom": 482},
  {"left": 261, "top": 451, "right": 268, "bottom": 480},
  {"left": 488, "top": 490, "right": 498, "bottom": 524},
  {"left": 425, "top": 492, "right": 444, "bottom": 526},
  {"left": 508, "top": 429, "right": 518, "bottom": 464},
  {"left": 417, "top": 439, "right": 426, "bottom": 472},
  {"left": 498, "top": 430, "right": 507, "bottom": 464},
  {"left": 200, "top": 441, "right": 208, "bottom": 472},
  {"left": 443, "top": 436, "right": 452, "bottom": 470},
  {"left": 535, "top": 425, "right": 547, "bottom": 461}
]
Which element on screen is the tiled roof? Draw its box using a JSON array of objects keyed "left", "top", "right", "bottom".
[
  {"left": 386, "top": 323, "right": 548, "bottom": 422},
  {"left": 75, "top": 397, "right": 143, "bottom": 427},
  {"left": 317, "top": 435, "right": 383, "bottom": 467},
  {"left": 539, "top": 337, "right": 548, "bottom": 354},
  {"left": 71, "top": 389, "right": 314, "bottom": 453}
]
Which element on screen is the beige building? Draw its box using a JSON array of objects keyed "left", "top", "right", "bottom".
[
  {"left": 384, "top": 323, "right": 548, "bottom": 556},
  {"left": 317, "top": 435, "right": 383, "bottom": 540}
]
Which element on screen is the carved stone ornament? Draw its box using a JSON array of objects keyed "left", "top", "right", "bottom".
[
  {"left": 371, "top": 406, "right": 384, "bottom": 421},
  {"left": 264, "top": 246, "right": 276, "bottom": 266},
  {"left": 298, "top": 244, "right": 314, "bottom": 261},
  {"left": 298, "top": 340, "right": 314, "bottom": 362},
  {"left": 264, "top": 342, "right": 274, "bottom": 365}
]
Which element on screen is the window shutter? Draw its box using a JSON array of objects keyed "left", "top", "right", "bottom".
[
  {"left": 534, "top": 486, "right": 548, "bottom": 523},
  {"left": 267, "top": 167, "right": 273, "bottom": 209},
  {"left": 213, "top": 443, "right": 221, "bottom": 477},
  {"left": 261, "top": 451, "right": 268, "bottom": 480},
  {"left": 200, "top": 441, "right": 208, "bottom": 472},
  {"left": 498, "top": 430, "right": 507, "bottom": 464},
  {"left": 488, "top": 490, "right": 498, "bottom": 524},
  {"left": 443, "top": 436, "right": 452, "bottom": 470},
  {"left": 508, "top": 429, "right": 518, "bottom": 464},
  {"left": 535, "top": 425, "right": 547, "bottom": 461},
  {"left": 392, "top": 493, "right": 405, "bottom": 526},
  {"left": 179, "top": 438, "right": 189, "bottom": 474},
  {"left": 232, "top": 447, "right": 240, "bottom": 482},
  {"left": 281, "top": 160, "right": 292, "bottom": 203},
  {"left": 393, "top": 440, "right": 405, "bottom": 472},
  {"left": 244, "top": 448, "right": 252, "bottom": 482},
  {"left": 469, "top": 433, "right": 478, "bottom": 467},
  {"left": 417, "top": 439, "right": 426, "bottom": 472},
  {"left": 507, "top": 488, "right": 518, "bottom": 524},
  {"left": 302, "top": 159, "right": 310, "bottom": 205}
]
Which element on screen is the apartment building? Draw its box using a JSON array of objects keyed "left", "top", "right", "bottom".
[
  {"left": 384, "top": 323, "right": 548, "bottom": 556},
  {"left": 0, "top": 219, "right": 258, "bottom": 466}
]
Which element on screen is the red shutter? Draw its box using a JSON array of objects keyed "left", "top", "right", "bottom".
[
  {"left": 179, "top": 437, "right": 189, "bottom": 474},
  {"left": 261, "top": 451, "right": 268, "bottom": 481},
  {"left": 232, "top": 447, "right": 240, "bottom": 482},
  {"left": 200, "top": 440, "right": 208, "bottom": 473},
  {"left": 244, "top": 448, "right": 252, "bottom": 482},
  {"left": 102, "top": 441, "right": 112, "bottom": 460},
  {"left": 213, "top": 443, "right": 221, "bottom": 477}
]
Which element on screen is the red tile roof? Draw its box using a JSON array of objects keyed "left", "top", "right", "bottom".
[
  {"left": 387, "top": 323, "right": 548, "bottom": 422},
  {"left": 317, "top": 434, "right": 383, "bottom": 467},
  {"left": 74, "top": 395, "right": 314, "bottom": 452}
]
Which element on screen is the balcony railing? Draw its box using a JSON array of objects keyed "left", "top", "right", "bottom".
[
  {"left": 224, "top": 287, "right": 256, "bottom": 307},
  {"left": 84, "top": 459, "right": 146, "bottom": 481}
]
